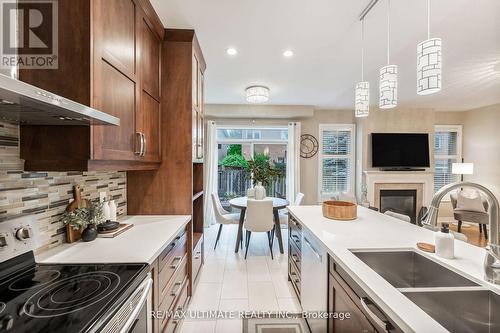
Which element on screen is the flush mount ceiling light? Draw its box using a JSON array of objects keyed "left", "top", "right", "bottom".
[
  {"left": 245, "top": 86, "right": 270, "bottom": 103},
  {"left": 379, "top": 0, "right": 398, "bottom": 109},
  {"left": 283, "top": 50, "right": 294, "bottom": 57},
  {"left": 417, "top": 0, "right": 442, "bottom": 95},
  {"left": 226, "top": 47, "right": 238, "bottom": 56},
  {"left": 355, "top": 19, "right": 369, "bottom": 118}
]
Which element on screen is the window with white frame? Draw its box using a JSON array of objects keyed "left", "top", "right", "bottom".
[
  {"left": 434, "top": 125, "right": 462, "bottom": 192},
  {"left": 318, "top": 124, "right": 355, "bottom": 201}
]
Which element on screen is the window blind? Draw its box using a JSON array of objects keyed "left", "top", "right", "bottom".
[
  {"left": 319, "top": 126, "right": 354, "bottom": 200},
  {"left": 434, "top": 128, "right": 461, "bottom": 192}
]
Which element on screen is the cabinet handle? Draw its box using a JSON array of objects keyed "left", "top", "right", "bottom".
[
  {"left": 141, "top": 133, "right": 147, "bottom": 156},
  {"left": 170, "top": 281, "right": 183, "bottom": 297},
  {"left": 135, "top": 132, "right": 143, "bottom": 155},
  {"left": 169, "top": 256, "right": 182, "bottom": 269},
  {"left": 360, "top": 297, "right": 393, "bottom": 331},
  {"left": 304, "top": 237, "right": 322, "bottom": 261}
]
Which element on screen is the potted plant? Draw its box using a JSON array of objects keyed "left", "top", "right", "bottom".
[
  {"left": 246, "top": 153, "right": 283, "bottom": 199},
  {"left": 62, "top": 199, "right": 104, "bottom": 242}
]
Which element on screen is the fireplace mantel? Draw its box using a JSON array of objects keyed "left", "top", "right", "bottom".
[{"left": 363, "top": 170, "right": 434, "bottom": 209}]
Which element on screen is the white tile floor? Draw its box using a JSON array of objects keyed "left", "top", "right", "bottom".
[{"left": 180, "top": 224, "right": 301, "bottom": 333}]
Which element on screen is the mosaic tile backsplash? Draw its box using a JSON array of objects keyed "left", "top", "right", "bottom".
[{"left": 0, "top": 122, "right": 127, "bottom": 252}]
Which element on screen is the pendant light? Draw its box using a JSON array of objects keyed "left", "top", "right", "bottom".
[
  {"left": 417, "top": 0, "right": 441, "bottom": 95},
  {"left": 355, "top": 19, "right": 369, "bottom": 118},
  {"left": 379, "top": 0, "right": 397, "bottom": 109}
]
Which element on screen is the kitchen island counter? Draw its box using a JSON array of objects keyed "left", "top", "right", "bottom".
[{"left": 288, "top": 205, "right": 500, "bottom": 332}]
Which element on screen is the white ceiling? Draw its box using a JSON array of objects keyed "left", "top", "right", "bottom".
[{"left": 151, "top": 0, "right": 500, "bottom": 111}]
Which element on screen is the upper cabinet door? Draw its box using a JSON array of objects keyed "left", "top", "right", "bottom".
[
  {"left": 94, "top": 0, "right": 137, "bottom": 77},
  {"left": 140, "top": 16, "right": 160, "bottom": 101},
  {"left": 135, "top": 13, "right": 161, "bottom": 162},
  {"left": 92, "top": 0, "right": 138, "bottom": 161}
]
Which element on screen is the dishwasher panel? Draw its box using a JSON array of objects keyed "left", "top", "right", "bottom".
[{"left": 301, "top": 229, "right": 328, "bottom": 333}]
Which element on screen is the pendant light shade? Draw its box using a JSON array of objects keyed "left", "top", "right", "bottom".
[
  {"left": 379, "top": 65, "right": 398, "bottom": 108},
  {"left": 355, "top": 81, "right": 370, "bottom": 117},
  {"left": 379, "top": 0, "right": 397, "bottom": 109},
  {"left": 417, "top": 0, "right": 441, "bottom": 95},
  {"left": 355, "top": 19, "right": 369, "bottom": 118},
  {"left": 417, "top": 38, "right": 442, "bottom": 95}
]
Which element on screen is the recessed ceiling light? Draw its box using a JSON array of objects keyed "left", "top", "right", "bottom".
[
  {"left": 226, "top": 48, "right": 237, "bottom": 56},
  {"left": 283, "top": 50, "right": 294, "bottom": 57}
]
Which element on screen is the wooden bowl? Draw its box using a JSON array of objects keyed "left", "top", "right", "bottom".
[{"left": 322, "top": 201, "right": 357, "bottom": 221}]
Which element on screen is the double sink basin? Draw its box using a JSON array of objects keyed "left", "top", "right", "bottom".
[{"left": 353, "top": 250, "right": 499, "bottom": 333}]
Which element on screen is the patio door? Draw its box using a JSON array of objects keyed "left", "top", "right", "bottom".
[{"left": 216, "top": 127, "right": 288, "bottom": 209}]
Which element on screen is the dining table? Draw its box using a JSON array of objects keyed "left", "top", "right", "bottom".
[{"left": 228, "top": 196, "right": 289, "bottom": 254}]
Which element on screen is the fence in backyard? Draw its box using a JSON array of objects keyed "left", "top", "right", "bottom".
[{"left": 217, "top": 167, "right": 286, "bottom": 209}]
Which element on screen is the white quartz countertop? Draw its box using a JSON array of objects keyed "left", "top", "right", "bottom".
[
  {"left": 288, "top": 205, "right": 500, "bottom": 333},
  {"left": 36, "top": 215, "right": 190, "bottom": 265}
]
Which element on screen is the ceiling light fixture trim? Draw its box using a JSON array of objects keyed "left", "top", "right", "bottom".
[{"left": 245, "top": 85, "right": 270, "bottom": 103}]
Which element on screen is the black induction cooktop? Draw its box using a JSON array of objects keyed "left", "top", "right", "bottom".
[{"left": 0, "top": 252, "right": 148, "bottom": 333}]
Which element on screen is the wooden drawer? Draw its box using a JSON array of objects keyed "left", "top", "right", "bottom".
[
  {"left": 159, "top": 255, "right": 188, "bottom": 309},
  {"left": 159, "top": 231, "right": 187, "bottom": 273},
  {"left": 161, "top": 277, "right": 189, "bottom": 333},
  {"left": 289, "top": 259, "right": 301, "bottom": 298},
  {"left": 289, "top": 240, "right": 301, "bottom": 272},
  {"left": 192, "top": 237, "right": 203, "bottom": 282}
]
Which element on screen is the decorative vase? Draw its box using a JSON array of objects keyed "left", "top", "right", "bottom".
[
  {"left": 254, "top": 182, "right": 266, "bottom": 200},
  {"left": 81, "top": 224, "right": 98, "bottom": 242},
  {"left": 247, "top": 187, "right": 255, "bottom": 198}
]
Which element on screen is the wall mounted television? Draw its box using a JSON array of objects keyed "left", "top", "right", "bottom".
[{"left": 371, "top": 133, "right": 430, "bottom": 170}]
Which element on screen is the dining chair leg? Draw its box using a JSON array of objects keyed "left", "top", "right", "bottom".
[
  {"left": 267, "top": 231, "right": 274, "bottom": 260},
  {"left": 241, "top": 228, "right": 243, "bottom": 249},
  {"left": 457, "top": 221, "right": 462, "bottom": 233},
  {"left": 214, "top": 224, "right": 223, "bottom": 250},
  {"left": 270, "top": 226, "right": 275, "bottom": 248},
  {"left": 483, "top": 224, "right": 488, "bottom": 240},
  {"left": 245, "top": 231, "right": 252, "bottom": 259}
]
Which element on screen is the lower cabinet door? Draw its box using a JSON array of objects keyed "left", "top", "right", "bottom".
[{"left": 328, "top": 274, "right": 376, "bottom": 333}]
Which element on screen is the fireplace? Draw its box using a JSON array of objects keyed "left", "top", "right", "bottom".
[{"left": 380, "top": 189, "right": 417, "bottom": 224}]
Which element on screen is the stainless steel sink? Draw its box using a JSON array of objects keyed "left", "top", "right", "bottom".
[
  {"left": 352, "top": 250, "right": 500, "bottom": 332},
  {"left": 403, "top": 289, "right": 500, "bottom": 333},
  {"left": 352, "top": 250, "right": 478, "bottom": 288}
]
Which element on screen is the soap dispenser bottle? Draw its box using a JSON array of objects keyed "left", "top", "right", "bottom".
[{"left": 435, "top": 223, "right": 454, "bottom": 259}]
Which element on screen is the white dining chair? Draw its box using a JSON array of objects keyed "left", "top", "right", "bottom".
[
  {"left": 244, "top": 199, "right": 275, "bottom": 259},
  {"left": 211, "top": 193, "right": 240, "bottom": 250},
  {"left": 279, "top": 192, "right": 305, "bottom": 224}
]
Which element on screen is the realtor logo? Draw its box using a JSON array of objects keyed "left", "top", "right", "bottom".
[{"left": 1, "top": 0, "right": 58, "bottom": 69}]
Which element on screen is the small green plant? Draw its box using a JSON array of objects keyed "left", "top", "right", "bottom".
[
  {"left": 62, "top": 199, "right": 104, "bottom": 230},
  {"left": 246, "top": 153, "right": 283, "bottom": 187},
  {"left": 220, "top": 144, "right": 249, "bottom": 169}
]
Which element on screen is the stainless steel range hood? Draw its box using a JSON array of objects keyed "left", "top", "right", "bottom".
[{"left": 0, "top": 74, "right": 120, "bottom": 126}]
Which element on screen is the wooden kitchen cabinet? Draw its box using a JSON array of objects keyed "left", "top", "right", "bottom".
[
  {"left": 328, "top": 258, "right": 403, "bottom": 333},
  {"left": 329, "top": 273, "right": 376, "bottom": 333},
  {"left": 127, "top": 29, "right": 207, "bottom": 302},
  {"left": 18, "top": 0, "right": 162, "bottom": 171},
  {"left": 150, "top": 225, "right": 190, "bottom": 333}
]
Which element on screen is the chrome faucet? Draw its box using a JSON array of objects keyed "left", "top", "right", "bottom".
[{"left": 422, "top": 181, "right": 500, "bottom": 284}]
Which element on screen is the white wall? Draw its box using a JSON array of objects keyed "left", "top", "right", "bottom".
[{"left": 462, "top": 104, "right": 500, "bottom": 199}]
